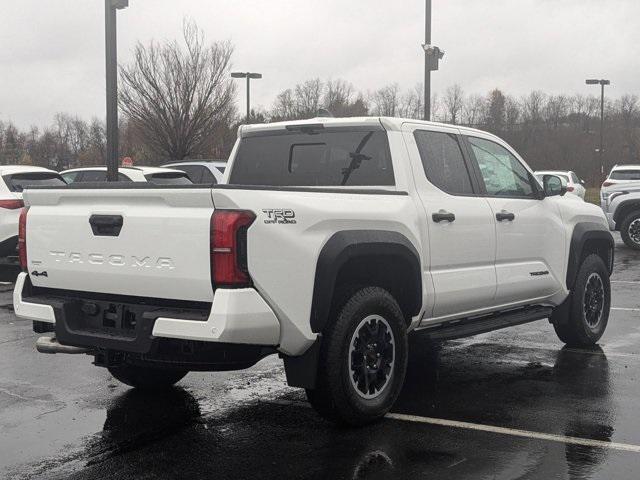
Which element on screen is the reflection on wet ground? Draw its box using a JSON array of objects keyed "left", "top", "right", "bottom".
[{"left": 1, "top": 234, "right": 640, "bottom": 479}]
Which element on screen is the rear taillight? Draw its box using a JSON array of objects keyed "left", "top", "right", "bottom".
[
  {"left": 210, "top": 210, "right": 256, "bottom": 287},
  {"left": 0, "top": 199, "right": 24, "bottom": 210},
  {"left": 18, "top": 207, "right": 29, "bottom": 271},
  {"left": 602, "top": 181, "right": 615, "bottom": 187},
  {"left": 566, "top": 186, "right": 574, "bottom": 192}
]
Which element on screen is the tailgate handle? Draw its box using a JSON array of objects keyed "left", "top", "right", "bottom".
[{"left": 89, "top": 215, "right": 123, "bottom": 237}]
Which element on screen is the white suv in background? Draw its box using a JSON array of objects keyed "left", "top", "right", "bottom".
[
  {"left": 61, "top": 166, "right": 192, "bottom": 185},
  {"left": 0, "top": 166, "right": 65, "bottom": 259},
  {"left": 535, "top": 170, "right": 586, "bottom": 199},
  {"left": 162, "top": 160, "right": 227, "bottom": 184},
  {"left": 601, "top": 165, "right": 640, "bottom": 208}
]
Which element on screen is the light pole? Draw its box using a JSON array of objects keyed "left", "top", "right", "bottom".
[
  {"left": 105, "top": 0, "right": 128, "bottom": 182},
  {"left": 231, "top": 72, "right": 263, "bottom": 122},
  {"left": 422, "top": 0, "right": 444, "bottom": 121},
  {"left": 586, "top": 78, "right": 610, "bottom": 174}
]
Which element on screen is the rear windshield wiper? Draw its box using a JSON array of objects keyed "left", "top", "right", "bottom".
[{"left": 341, "top": 131, "right": 374, "bottom": 186}]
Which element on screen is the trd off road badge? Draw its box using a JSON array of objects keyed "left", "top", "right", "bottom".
[{"left": 262, "top": 209, "right": 297, "bottom": 224}]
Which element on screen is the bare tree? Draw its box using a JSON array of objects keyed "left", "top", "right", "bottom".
[
  {"left": 119, "top": 20, "right": 236, "bottom": 160},
  {"left": 370, "top": 84, "right": 401, "bottom": 116},
  {"left": 462, "top": 94, "right": 485, "bottom": 127},
  {"left": 295, "top": 78, "right": 323, "bottom": 118},
  {"left": 443, "top": 84, "right": 464, "bottom": 124}
]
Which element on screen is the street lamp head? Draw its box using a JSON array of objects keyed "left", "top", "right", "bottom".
[
  {"left": 231, "top": 72, "right": 262, "bottom": 80},
  {"left": 586, "top": 79, "right": 611, "bottom": 86},
  {"left": 111, "top": 0, "right": 129, "bottom": 9}
]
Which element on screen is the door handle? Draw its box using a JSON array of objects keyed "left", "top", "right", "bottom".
[
  {"left": 89, "top": 215, "right": 124, "bottom": 236},
  {"left": 496, "top": 211, "right": 515, "bottom": 222},
  {"left": 432, "top": 211, "right": 456, "bottom": 223}
]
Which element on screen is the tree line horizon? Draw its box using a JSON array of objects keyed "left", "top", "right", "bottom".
[{"left": 0, "top": 22, "right": 638, "bottom": 187}]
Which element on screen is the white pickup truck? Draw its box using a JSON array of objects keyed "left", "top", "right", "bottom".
[{"left": 14, "top": 117, "right": 614, "bottom": 425}]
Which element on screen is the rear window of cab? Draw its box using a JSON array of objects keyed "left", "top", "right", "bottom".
[{"left": 229, "top": 128, "right": 395, "bottom": 187}]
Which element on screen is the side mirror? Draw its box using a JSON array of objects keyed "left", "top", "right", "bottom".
[
  {"left": 580, "top": 179, "right": 586, "bottom": 186},
  {"left": 543, "top": 174, "right": 567, "bottom": 197}
]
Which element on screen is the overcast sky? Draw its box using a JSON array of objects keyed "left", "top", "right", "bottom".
[{"left": 1, "top": 0, "right": 639, "bottom": 128}]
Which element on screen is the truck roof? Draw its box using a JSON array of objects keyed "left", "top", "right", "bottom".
[{"left": 238, "top": 117, "right": 501, "bottom": 140}]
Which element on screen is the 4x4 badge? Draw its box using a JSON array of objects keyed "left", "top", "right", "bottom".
[{"left": 31, "top": 271, "right": 48, "bottom": 278}]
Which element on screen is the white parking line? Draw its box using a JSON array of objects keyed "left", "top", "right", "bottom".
[
  {"left": 269, "top": 399, "right": 640, "bottom": 453},
  {"left": 612, "top": 307, "right": 640, "bottom": 312},
  {"left": 612, "top": 280, "right": 640, "bottom": 285},
  {"left": 386, "top": 413, "right": 640, "bottom": 453}
]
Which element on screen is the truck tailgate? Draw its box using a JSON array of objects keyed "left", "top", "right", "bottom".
[{"left": 23, "top": 188, "right": 214, "bottom": 302}]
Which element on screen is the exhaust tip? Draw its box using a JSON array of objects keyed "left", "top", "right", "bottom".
[{"left": 36, "top": 336, "right": 90, "bottom": 355}]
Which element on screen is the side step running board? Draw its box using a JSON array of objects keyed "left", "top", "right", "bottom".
[
  {"left": 36, "top": 336, "right": 91, "bottom": 355},
  {"left": 416, "top": 306, "right": 553, "bottom": 342}
]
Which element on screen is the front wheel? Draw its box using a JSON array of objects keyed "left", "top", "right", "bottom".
[
  {"left": 553, "top": 254, "right": 610, "bottom": 347},
  {"left": 620, "top": 210, "right": 640, "bottom": 250},
  {"left": 108, "top": 364, "right": 188, "bottom": 390},
  {"left": 306, "top": 287, "right": 408, "bottom": 426}
]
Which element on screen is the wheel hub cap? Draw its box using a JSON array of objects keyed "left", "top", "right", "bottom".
[
  {"left": 629, "top": 219, "right": 640, "bottom": 244},
  {"left": 583, "top": 272, "right": 605, "bottom": 328},
  {"left": 348, "top": 315, "right": 395, "bottom": 399}
]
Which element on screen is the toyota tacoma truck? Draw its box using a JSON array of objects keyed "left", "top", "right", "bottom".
[{"left": 14, "top": 117, "right": 614, "bottom": 425}]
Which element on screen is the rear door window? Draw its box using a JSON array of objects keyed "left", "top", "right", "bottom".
[
  {"left": 61, "top": 171, "right": 80, "bottom": 183},
  {"left": 79, "top": 170, "right": 107, "bottom": 182},
  {"left": 145, "top": 173, "right": 193, "bottom": 185},
  {"left": 201, "top": 168, "right": 217, "bottom": 185},
  {"left": 230, "top": 129, "right": 394, "bottom": 186},
  {"left": 4, "top": 172, "right": 66, "bottom": 192},
  {"left": 173, "top": 165, "right": 203, "bottom": 183},
  {"left": 414, "top": 130, "right": 474, "bottom": 195}
]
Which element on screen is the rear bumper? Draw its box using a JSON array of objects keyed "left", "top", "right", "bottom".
[{"left": 13, "top": 272, "right": 281, "bottom": 349}]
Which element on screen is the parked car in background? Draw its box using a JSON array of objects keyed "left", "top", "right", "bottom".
[
  {"left": 61, "top": 166, "right": 192, "bottom": 185},
  {"left": 162, "top": 160, "right": 227, "bottom": 184},
  {"left": 600, "top": 164, "right": 640, "bottom": 208},
  {"left": 601, "top": 184, "right": 640, "bottom": 249},
  {"left": 0, "top": 166, "right": 66, "bottom": 258},
  {"left": 534, "top": 170, "right": 586, "bottom": 199}
]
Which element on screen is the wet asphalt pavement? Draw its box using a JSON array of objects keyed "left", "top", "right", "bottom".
[{"left": 2, "top": 234, "right": 640, "bottom": 479}]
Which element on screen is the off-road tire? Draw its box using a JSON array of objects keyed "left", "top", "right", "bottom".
[
  {"left": 306, "top": 287, "right": 408, "bottom": 426},
  {"left": 108, "top": 364, "right": 188, "bottom": 390},
  {"left": 620, "top": 210, "right": 640, "bottom": 250},
  {"left": 553, "top": 254, "right": 610, "bottom": 347}
]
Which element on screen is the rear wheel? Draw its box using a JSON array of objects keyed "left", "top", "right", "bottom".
[
  {"left": 620, "top": 210, "right": 640, "bottom": 250},
  {"left": 306, "top": 287, "right": 408, "bottom": 426},
  {"left": 108, "top": 364, "right": 188, "bottom": 390},
  {"left": 553, "top": 254, "right": 610, "bottom": 347}
]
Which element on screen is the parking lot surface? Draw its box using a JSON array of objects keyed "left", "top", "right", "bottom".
[{"left": 1, "top": 233, "right": 640, "bottom": 479}]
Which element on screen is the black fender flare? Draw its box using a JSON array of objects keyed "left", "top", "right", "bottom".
[
  {"left": 309, "top": 230, "right": 422, "bottom": 334},
  {"left": 613, "top": 199, "right": 640, "bottom": 228},
  {"left": 566, "top": 222, "right": 614, "bottom": 290},
  {"left": 284, "top": 230, "right": 421, "bottom": 390}
]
